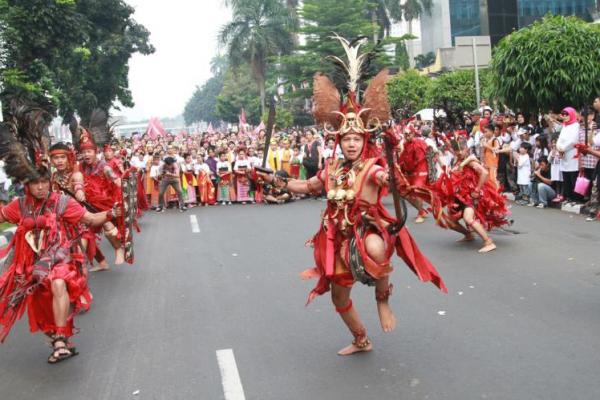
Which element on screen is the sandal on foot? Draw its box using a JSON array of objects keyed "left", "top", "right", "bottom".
[{"left": 47, "top": 336, "right": 78, "bottom": 364}]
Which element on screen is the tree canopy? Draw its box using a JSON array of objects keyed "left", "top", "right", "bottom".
[
  {"left": 387, "top": 69, "right": 431, "bottom": 115},
  {"left": 0, "top": 0, "right": 154, "bottom": 121},
  {"left": 219, "top": 0, "right": 295, "bottom": 114},
  {"left": 215, "top": 65, "right": 261, "bottom": 125},
  {"left": 427, "top": 69, "right": 491, "bottom": 113},
  {"left": 490, "top": 14, "right": 600, "bottom": 112}
]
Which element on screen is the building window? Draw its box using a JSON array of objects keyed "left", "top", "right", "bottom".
[
  {"left": 449, "top": 0, "right": 481, "bottom": 45},
  {"left": 518, "top": 0, "right": 595, "bottom": 27}
]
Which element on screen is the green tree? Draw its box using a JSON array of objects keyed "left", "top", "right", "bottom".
[
  {"left": 184, "top": 55, "right": 228, "bottom": 125},
  {"left": 414, "top": 51, "right": 436, "bottom": 69},
  {"left": 184, "top": 76, "right": 225, "bottom": 125},
  {"left": 490, "top": 15, "right": 600, "bottom": 112},
  {"left": 0, "top": 0, "right": 87, "bottom": 115},
  {"left": 387, "top": 69, "right": 431, "bottom": 115},
  {"left": 395, "top": 41, "right": 410, "bottom": 71},
  {"left": 281, "top": 0, "right": 379, "bottom": 92},
  {"left": 63, "top": 0, "right": 154, "bottom": 123},
  {"left": 370, "top": 0, "right": 404, "bottom": 40},
  {"left": 215, "top": 65, "right": 261, "bottom": 125},
  {"left": 427, "top": 69, "right": 490, "bottom": 112},
  {"left": 219, "top": 0, "right": 295, "bottom": 115},
  {"left": 0, "top": 0, "right": 153, "bottom": 122},
  {"left": 402, "top": 0, "right": 432, "bottom": 35},
  {"left": 261, "top": 106, "right": 294, "bottom": 129}
]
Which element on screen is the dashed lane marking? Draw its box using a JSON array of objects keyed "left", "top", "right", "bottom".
[
  {"left": 190, "top": 214, "right": 200, "bottom": 233},
  {"left": 216, "top": 349, "right": 246, "bottom": 400}
]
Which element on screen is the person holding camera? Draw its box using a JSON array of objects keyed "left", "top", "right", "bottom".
[
  {"left": 529, "top": 156, "right": 555, "bottom": 208},
  {"left": 156, "top": 156, "right": 186, "bottom": 212}
]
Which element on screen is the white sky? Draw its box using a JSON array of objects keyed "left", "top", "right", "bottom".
[{"left": 117, "top": 1, "right": 231, "bottom": 122}]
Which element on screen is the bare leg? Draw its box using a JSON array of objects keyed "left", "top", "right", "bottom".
[
  {"left": 407, "top": 197, "right": 426, "bottom": 223},
  {"left": 463, "top": 208, "right": 496, "bottom": 253},
  {"left": 365, "top": 234, "right": 396, "bottom": 333},
  {"left": 331, "top": 284, "right": 372, "bottom": 356},
  {"left": 446, "top": 218, "right": 474, "bottom": 242},
  {"left": 51, "top": 279, "right": 70, "bottom": 328},
  {"left": 103, "top": 222, "right": 125, "bottom": 265},
  {"left": 78, "top": 239, "right": 93, "bottom": 305},
  {"left": 48, "top": 279, "right": 77, "bottom": 363}
]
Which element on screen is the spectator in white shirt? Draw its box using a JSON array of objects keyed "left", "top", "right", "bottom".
[
  {"left": 556, "top": 107, "right": 581, "bottom": 203},
  {"left": 516, "top": 144, "right": 532, "bottom": 204}
]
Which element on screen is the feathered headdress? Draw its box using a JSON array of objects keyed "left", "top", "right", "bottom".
[
  {"left": 0, "top": 103, "right": 52, "bottom": 183},
  {"left": 69, "top": 109, "right": 113, "bottom": 152},
  {"left": 49, "top": 142, "right": 77, "bottom": 170},
  {"left": 312, "top": 34, "right": 391, "bottom": 159}
]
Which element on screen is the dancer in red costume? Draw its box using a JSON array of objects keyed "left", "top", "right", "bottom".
[
  {"left": 103, "top": 144, "right": 125, "bottom": 178},
  {"left": 0, "top": 106, "right": 119, "bottom": 363},
  {"left": 49, "top": 142, "right": 98, "bottom": 308},
  {"left": 70, "top": 113, "right": 125, "bottom": 269},
  {"left": 259, "top": 36, "right": 446, "bottom": 356},
  {"left": 435, "top": 138, "right": 510, "bottom": 253},
  {"left": 398, "top": 125, "right": 432, "bottom": 224}
]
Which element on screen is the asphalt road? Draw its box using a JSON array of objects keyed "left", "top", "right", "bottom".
[{"left": 1, "top": 200, "right": 600, "bottom": 400}]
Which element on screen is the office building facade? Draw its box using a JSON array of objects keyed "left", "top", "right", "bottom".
[{"left": 422, "top": 0, "right": 597, "bottom": 54}]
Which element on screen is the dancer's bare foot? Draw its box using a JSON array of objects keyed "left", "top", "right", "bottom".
[
  {"left": 337, "top": 340, "right": 373, "bottom": 356},
  {"left": 89, "top": 261, "right": 110, "bottom": 273},
  {"left": 478, "top": 240, "right": 496, "bottom": 253},
  {"left": 114, "top": 248, "right": 125, "bottom": 265},
  {"left": 377, "top": 301, "right": 397, "bottom": 333},
  {"left": 456, "top": 234, "right": 475, "bottom": 242},
  {"left": 414, "top": 215, "right": 425, "bottom": 224}
]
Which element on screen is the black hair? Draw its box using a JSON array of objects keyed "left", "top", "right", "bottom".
[
  {"left": 50, "top": 142, "right": 71, "bottom": 152},
  {"left": 520, "top": 142, "right": 532, "bottom": 151},
  {"left": 538, "top": 156, "right": 549, "bottom": 165},
  {"left": 275, "top": 169, "right": 289, "bottom": 179}
]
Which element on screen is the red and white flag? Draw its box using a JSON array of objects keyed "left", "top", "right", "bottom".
[
  {"left": 252, "top": 121, "right": 265, "bottom": 138},
  {"left": 238, "top": 108, "right": 247, "bottom": 133},
  {"left": 146, "top": 117, "right": 167, "bottom": 140}
]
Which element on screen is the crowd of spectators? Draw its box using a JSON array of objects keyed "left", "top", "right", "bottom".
[
  {"left": 414, "top": 97, "right": 600, "bottom": 220},
  {"left": 1, "top": 97, "right": 598, "bottom": 222}
]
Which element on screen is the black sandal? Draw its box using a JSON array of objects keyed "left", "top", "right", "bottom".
[{"left": 47, "top": 336, "right": 78, "bottom": 364}]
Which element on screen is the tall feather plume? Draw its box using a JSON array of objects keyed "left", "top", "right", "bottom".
[
  {"left": 8, "top": 103, "right": 51, "bottom": 164},
  {"left": 69, "top": 118, "right": 81, "bottom": 150},
  {"left": 313, "top": 73, "right": 342, "bottom": 128},
  {"left": 362, "top": 69, "right": 391, "bottom": 125},
  {"left": 329, "top": 34, "right": 368, "bottom": 93},
  {"left": 3, "top": 142, "right": 42, "bottom": 183},
  {"left": 87, "top": 108, "right": 112, "bottom": 148},
  {"left": 0, "top": 102, "right": 51, "bottom": 182}
]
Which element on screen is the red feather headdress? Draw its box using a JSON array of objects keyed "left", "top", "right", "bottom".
[{"left": 312, "top": 35, "right": 391, "bottom": 160}]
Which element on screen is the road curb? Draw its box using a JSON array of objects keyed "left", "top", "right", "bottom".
[{"left": 505, "top": 193, "right": 586, "bottom": 215}]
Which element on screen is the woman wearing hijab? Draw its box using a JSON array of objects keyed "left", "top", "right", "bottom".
[{"left": 556, "top": 107, "right": 581, "bottom": 203}]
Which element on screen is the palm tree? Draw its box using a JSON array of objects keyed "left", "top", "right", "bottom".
[
  {"left": 371, "top": 0, "right": 404, "bottom": 41},
  {"left": 209, "top": 54, "right": 229, "bottom": 77},
  {"left": 402, "top": 0, "right": 433, "bottom": 35},
  {"left": 219, "top": 0, "right": 295, "bottom": 114}
]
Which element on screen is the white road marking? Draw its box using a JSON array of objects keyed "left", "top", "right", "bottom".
[
  {"left": 216, "top": 349, "right": 246, "bottom": 400},
  {"left": 190, "top": 214, "right": 200, "bottom": 233}
]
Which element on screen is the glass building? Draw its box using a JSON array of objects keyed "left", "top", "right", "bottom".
[
  {"left": 449, "top": 0, "right": 482, "bottom": 45},
  {"left": 518, "top": 0, "right": 596, "bottom": 26},
  {"left": 448, "top": 0, "right": 597, "bottom": 46}
]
